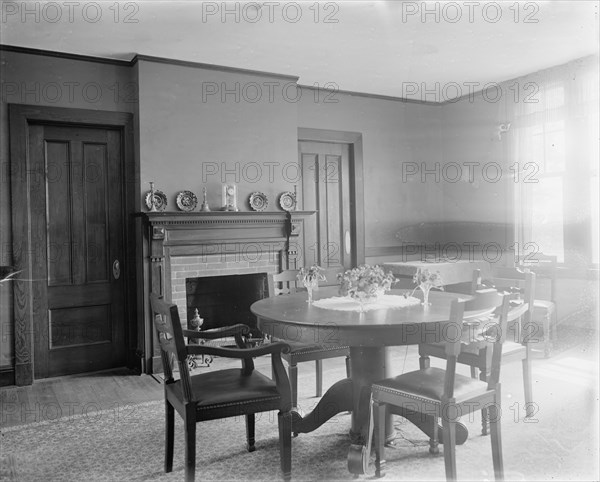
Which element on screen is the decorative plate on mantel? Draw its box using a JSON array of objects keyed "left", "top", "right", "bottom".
[
  {"left": 144, "top": 189, "right": 168, "bottom": 212},
  {"left": 279, "top": 191, "right": 296, "bottom": 212},
  {"left": 176, "top": 190, "right": 198, "bottom": 212},
  {"left": 249, "top": 192, "right": 269, "bottom": 211}
]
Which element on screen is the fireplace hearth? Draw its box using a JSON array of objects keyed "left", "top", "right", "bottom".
[{"left": 186, "top": 273, "right": 270, "bottom": 338}]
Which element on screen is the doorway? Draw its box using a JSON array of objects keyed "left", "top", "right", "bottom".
[
  {"left": 9, "top": 105, "right": 135, "bottom": 384},
  {"left": 297, "top": 128, "right": 365, "bottom": 283}
]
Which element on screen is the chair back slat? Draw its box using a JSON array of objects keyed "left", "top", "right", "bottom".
[
  {"left": 487, "top": 293, "right": 517, "bottom": 388},
  {"left": 150, "top": 293, "right": 194, "bottom": 402},
  {"left": 272, "top": 270, "right": 299, "bottom": 296},
  {"left": 442, "top": 298, "right": 465, "bottom": 399}
]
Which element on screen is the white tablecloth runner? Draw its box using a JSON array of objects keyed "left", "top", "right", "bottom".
[{"left": 312, "top": 294, "right": 421, "bottom": 312}]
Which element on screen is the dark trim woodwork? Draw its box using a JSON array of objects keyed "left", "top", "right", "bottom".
[
  {"left": 297, "top": 128, "right": 365, "bottom": 266},
  {"left": 298, "top": 84, "right": 441, "bottom": 106},
  {"left": 0, "top": 44, "right": 131, "bottom": 66},
  {"left": 9, "top": 104, "right": 136, "bottom": 385},
  {"left": 132, "top": 54, "right": 299, "bottom": 81}
]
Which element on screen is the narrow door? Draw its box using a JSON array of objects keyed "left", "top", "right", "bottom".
[
  {"left": 298, "top": 141, "right": 353, "bottom": 285},
  {"left": 30, "top": 124, "right": 126, "bottom": 378}
]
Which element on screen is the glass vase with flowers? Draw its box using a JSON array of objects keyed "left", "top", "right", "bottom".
[
  {"left": 411, "top": 268, "right": 444, "bottom": 306},
  {"left": 337, "top": 265, "right": 397, "bottom": 312},
  {"left": 298, "top": 265, "right": 327, "bottom": 303}
]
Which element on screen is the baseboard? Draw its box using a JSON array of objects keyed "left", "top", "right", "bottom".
[{"left": 0, "top": 366, "right": 15, "bottom": 387}]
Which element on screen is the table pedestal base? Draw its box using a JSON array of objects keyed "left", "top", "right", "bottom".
[{"left": 288, "top": 346, "right": 468, "bottom": 475}]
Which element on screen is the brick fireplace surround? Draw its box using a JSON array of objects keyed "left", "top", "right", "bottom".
[{"left": 139, "top": 211, "right": 315, "bottom": 374}]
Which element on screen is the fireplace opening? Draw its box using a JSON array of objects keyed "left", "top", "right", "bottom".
[{"left": 185, "top": 272, "right": 270, "bottom": 338}]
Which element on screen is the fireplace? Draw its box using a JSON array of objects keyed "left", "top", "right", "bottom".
[
  {"left": 139, "top": 210, "right": 316, "bottom": 374},
  {"left": 186, "top": 273, "right": 270, "bottom": 338}
]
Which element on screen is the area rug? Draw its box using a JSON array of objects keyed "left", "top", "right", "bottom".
[{"left": 2, "top": 331, "right": 598, "bottom": 481}]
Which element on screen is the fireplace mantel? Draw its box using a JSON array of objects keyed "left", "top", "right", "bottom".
[{"left": 137, "top": 210, "right": 316, "bottom": 373}]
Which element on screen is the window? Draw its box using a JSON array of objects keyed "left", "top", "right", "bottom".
[{"left": 512, "top": 59, "right": 599, "bottom": 267}]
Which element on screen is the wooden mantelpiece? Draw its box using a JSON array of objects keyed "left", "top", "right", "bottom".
[{"left": 137, "top": 210, "right": 316, "bottom": 374}]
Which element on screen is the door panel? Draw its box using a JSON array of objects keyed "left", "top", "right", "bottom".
[
  {"left": 299, "top": 141, "right": 353, "bottom": 286},
  {"left": 32, "top": 124, "right": 126, "bottom": 378}
]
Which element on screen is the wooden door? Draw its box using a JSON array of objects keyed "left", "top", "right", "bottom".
[
  {"left": 298, "top": 141, "right": 353, "bottom": 285},
  {"left": 30, "top": 124, "right": 126, "bottom": 378}
]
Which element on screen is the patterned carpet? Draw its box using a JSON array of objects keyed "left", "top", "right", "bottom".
[{"left": 2, "top": 327, "right": 598, "bottom": 481}]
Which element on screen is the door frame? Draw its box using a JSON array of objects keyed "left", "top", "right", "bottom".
[
  {"left": 9, "top": 104, "right": 136, "bottom": 385},
  {"left": 297, "top": 128, "right": 365, "bottom": 267}
]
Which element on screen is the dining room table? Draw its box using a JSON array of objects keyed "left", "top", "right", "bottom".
[{"left": 250, "top": 286, "right": 483, "bottom": 474}]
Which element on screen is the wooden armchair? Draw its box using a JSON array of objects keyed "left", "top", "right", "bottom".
[
  {"left": 370, "top": 290, "right": 510, "bottom": 481},
  {"left": 150, "top": 293, "right": 292, "bottom": 482},
  {"left": 270, "top": 270, "right": 351, "bottom": 408},
  {"left": 419, "top": 268, "right": 536, "bottom": 434},
  {"left": 518, "top": 253, "right": 558, "bottom": 357}
]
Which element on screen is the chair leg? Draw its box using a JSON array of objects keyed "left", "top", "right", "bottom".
[
  {"left": 289, "top": 363, "right": 298, "bottom": 408},
  {"left": 522, "top": 349, "right": 534, "bottom": 418},
  {"left": 184, "top": 417, "right": 196, "bottom": 482},
  {"left": 551, "top": 310, "right": 558, "bottom": 349},
  {"left": 419, "top": 354, "right": 430, "bottom": 369},
  {"left": 315, "top": 359, "right": 323, "bottom": 397},
  {"left": 374, "top": 401, "right": 386, "bottom": 478},
  {"left": 489, "top": 397, "right": 504, "bottom": 481},
  {"left": 246, "top": 413, "right": 256, "bottom": 452},
  {"left": 278, "top": 411, "right": 292, "bottom": 482},
  {"left": 429, "top": 415, "right": 439, "bottom": 455},
  {"left": 345, "top": 355, "right": 351, "bottom": 379},
  {"left": 544, "top": 313, "right": 553, "bottom": 358},
  {"left": 479, "top": 369, "right": 489, "bottom": 435},
  {"left": 441, "top": 415, "right": 457, "bottom": 481},
  {"left": 165, "top": 399, "right": 175, "bottom": 473}
]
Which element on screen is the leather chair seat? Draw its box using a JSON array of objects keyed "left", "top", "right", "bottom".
[
  {"left": 171, "top": 368, "right": 280, "bottom": 407},
  {"left": 374, "top": 367, "right": 489, "bottom": 403}
]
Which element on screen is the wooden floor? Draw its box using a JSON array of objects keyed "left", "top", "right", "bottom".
[
  {"left": 2, "top": 323, "right": 595, "bottom": 430},
  {"left": 0, "top": 367, "right": 163, "bottom": 428}
]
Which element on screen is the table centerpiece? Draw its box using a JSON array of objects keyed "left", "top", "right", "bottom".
[{"left": 337, "top": 265, "right": 397, "bottom": 312}]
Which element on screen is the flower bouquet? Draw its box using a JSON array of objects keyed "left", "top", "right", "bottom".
[
  {"left": 298, "top": 265, "right": 327, "bottom": 303},
  {"left": 411, "top": 268, "right": 444, "bottom": 306},
  {"left": 337, "top": 265, "right": 397, "bottom": 311}
]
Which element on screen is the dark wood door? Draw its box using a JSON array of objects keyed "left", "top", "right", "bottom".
[
  {"left": 30, "top": 124, "right": 126, "bottom": 378},
  {"left": 298, "top": 141, "right": 353, "bottom": 285}
]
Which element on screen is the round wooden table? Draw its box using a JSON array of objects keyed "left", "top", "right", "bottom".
[{"left": 251, "top": 287, "right": 476, "bottom": 472}]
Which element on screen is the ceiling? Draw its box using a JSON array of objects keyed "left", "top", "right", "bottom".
[{"left": 1, "top": 0, "right": 598, "bottom": 99}]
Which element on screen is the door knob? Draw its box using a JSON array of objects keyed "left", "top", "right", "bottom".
[{"left": 113, "top": 259, "right": 121, "bottom": 280}]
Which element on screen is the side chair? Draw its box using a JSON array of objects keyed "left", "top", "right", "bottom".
[
  {"left": 270, "top": 270, "right": 351, "bottom": 408},
  {"left": 371, "top": 290, "right": 510, "bottom": 481},
  {"left": 150, "top": 293, "right": 293, "bottom": 482},
  {"left": 419, "top": 267, "right": 536, "bottom": 434},
  {"left": 518, "top": 253, "right": 558, "bottom": 357}
]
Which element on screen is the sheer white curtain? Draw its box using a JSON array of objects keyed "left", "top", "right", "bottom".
[{"left": 511, "top": 56, "right": 599, "bottom": 266}]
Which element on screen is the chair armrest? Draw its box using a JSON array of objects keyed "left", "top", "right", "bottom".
[
  {"left": 182, "top": 324, "right": 250, "bottom": 340},
  {"left": 186, "top": 341, "right": 291, "bottom": 359},
  {"left": 507, "top": 301, "right": 529, "bottom": 322}
]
